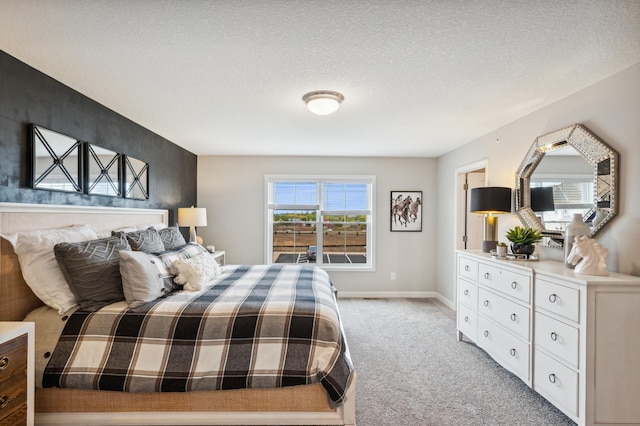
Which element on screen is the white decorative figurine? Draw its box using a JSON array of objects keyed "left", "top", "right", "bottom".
[{"left": 566, "top": 235, "right": 609, "bottom": 276}]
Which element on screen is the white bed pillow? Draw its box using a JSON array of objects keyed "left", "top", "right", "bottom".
[
  {"left": 170, "top": 253, "right": 221, "bottom": 291},
  {"left": 119, "top": 243, "right": 209, "bottom": 306},
  {"left": 1, "top": 224, "right": 98, "bottom": 314},
  {"left": 119, "top": 250, "right": 174, "bottom": 308}
]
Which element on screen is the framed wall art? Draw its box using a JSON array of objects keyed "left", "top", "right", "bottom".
[{"left": 390, "top": 191, "right": 422, "bottom": 232}]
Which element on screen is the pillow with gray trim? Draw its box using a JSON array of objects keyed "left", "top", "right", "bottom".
[
  {"left": 113, "top": 227, "right": 165, "bottom": 253},
  {"left": 54, "top": 235, "right": 131, "bottom": 311},
  {"left": 118, "top": 243, "right": 209, "bottom": 307},
  {"left": 158, "top": 226, "right": 187, "bottom": 250}
]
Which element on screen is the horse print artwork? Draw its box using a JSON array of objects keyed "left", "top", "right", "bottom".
[{"left": 391, "top": 191, "right": 422, "bottom": 232}]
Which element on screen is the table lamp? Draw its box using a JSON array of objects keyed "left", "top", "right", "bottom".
[
  {"left": 178, "top": 206, "right": 207, "bottom": 244},
  {"left": 470, "top": 187, "right": 512, "bottom": 252}
]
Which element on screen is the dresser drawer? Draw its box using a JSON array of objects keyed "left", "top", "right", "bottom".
[
  {"left": 534, "top": 349, "right": 578, "bottom": 418},
  {"left": 478, "top": 316, "right": 530, "bottom": 382},
  {"left": 478, "top": 262, "right": 530, "bottom": 304},
  {"left": 534, "top": 311, "right": 579, "bottom": 368},
  {"left": 535, "top": 279, "right": 580, "bottom": 323},
  {"left": 457, "top": 303, "right": 477, "bottom": 342},
  {"left": 458, "top": 278, "right": 478, "bottom": 309},
  {"left": 478, "top": 288, "right": 530, "bottom": 340},
  {"left": 459, "top": 256, "right": 478, "bottom": 281},
  {"left": 0, "top": 334, "right": 28, "bottom": 426}
]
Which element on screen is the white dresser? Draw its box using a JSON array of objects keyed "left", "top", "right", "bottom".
[{"left": 456, "top": 250, "right": 640, "bottom": 426}]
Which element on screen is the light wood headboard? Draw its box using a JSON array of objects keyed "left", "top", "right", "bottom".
[{"left": 0, "top": 203, "right": 168, "bottom": 321}]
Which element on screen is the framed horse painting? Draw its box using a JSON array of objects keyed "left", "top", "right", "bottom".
[{"left": 390, "top": 190, "right": 422, "bottom": 232}]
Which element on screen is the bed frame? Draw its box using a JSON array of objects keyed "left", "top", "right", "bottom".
[{"left": 0, "top": 202, "right": 356, "bottom": 426}]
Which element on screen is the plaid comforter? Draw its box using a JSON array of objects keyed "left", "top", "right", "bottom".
[{"left": 42, "top": 264, "right": 353, "bottom": 402}]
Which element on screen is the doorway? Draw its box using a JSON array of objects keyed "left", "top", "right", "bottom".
[{"left": 454, "top": 160, "right": 488, "bottom": 251}]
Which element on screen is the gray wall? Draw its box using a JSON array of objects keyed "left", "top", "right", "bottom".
[
  {"left": 436, "top": 62, "right": 640, "bottom": 306},
  {"left": 0, "top": 50, "right": 197, "bottom": 223},
  {"left": 197, "top": 155, "right": 438, "bottom": 298}
]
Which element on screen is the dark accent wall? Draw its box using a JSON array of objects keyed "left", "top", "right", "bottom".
[{"left": 0, "top": 50, "right": 197, "bottom": 224}]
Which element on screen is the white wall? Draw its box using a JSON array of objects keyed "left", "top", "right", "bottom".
[
  {"left": 197, "top": 62, "right": 639, "bottom": 305},
  {"left": 197, "top": 156, "right": 439, "bottom": 298},
  {"left": 436, "top": 62, "right": 640, "bottom": 305}
]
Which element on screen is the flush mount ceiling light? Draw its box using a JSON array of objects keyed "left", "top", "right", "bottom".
[{"left": 302, "top": 90, "right": 344, "bottom": 115}]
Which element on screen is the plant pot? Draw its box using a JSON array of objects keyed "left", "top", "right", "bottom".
[{"left": 510, "top": 243, "right": 535, "bottom": 258}]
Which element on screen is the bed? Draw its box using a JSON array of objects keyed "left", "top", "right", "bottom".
[{"left": 0, "top": 202, "right": 356, "bottom": 426}]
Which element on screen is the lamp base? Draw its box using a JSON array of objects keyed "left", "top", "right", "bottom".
[
  {"left": 482, "top": 240, "right": 497, "bottom": 253},
  {"left": 189, "top": 226, "right": 197, "bottom": 243}
]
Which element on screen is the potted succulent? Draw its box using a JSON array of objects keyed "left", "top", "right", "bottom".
[
  {"left": 505, "top": 226, "right": 542, "bottom": 258},
  {"left": 496, "top": 242, "right": 508, "bottom": 258}
]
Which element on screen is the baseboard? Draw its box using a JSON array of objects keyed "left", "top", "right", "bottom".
[{"left": 338, "top": 291, "right": 456, "bottom": 310}]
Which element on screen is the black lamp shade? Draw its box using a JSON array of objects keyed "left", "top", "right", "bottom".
[
  {"left": 470, "top": 187, "right": 512, "bottom": 214},
  {"left": 531, "top": 186, "right": 555, "bottom": 212}
]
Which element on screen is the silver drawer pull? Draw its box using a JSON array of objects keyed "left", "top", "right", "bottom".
[
  {"left": 483, "top": 300, "right": 489, "bottom": 307},
  {"left": 484, "top": 272, "right": 491, "bottom": 279},
  {"left": 464, "top": 289, "right": 469, "bottom": 296},
  {"left": 549, "top": 293, "right": 558, "bottom": 303},
  {"left": 465, "top": 265, "right": 470, "bottom": 272},
  {"left": 0, "top": 394, "right": 8, "bottom": 409},
  {"left": 0, "top": 356, "right": 8, "bottom": 371},
  {"left": 510, "top": 348, "right": 516, "bottom": 357},
  {"left": 511, "top": 281, "right": 517, "bottom": 290},
  {"left": 483, "top": 330, "right": 489, "bottom": 338},
  {"left": 550, "top": 332, "right": 558, "bottom": 341},
  {"left": 548, "top": 373, "right": 557, "bottom": 384},
  {"left": 464, "top": 316, "right": 469, "bottom": 323},
  {"left": 510, "top": 313, "right": 517, "bottom": 322}
]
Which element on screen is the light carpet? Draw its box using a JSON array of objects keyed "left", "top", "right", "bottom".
[{"left": 337, "top": 298, "right": 576, "bottom": 426}]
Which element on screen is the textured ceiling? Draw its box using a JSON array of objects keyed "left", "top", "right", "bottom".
[{"left": 1, "top": 1, "right": 639, "bottom": 157}]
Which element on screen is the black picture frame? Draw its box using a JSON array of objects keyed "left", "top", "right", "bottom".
[
  {"left": 124, "top": 155, "right": 149, "bottom": 200},
  {"left": 30, "top": 124, "right": 84, "bottom": 194},
  {"left": 390, "top": 191, "right": 422, "bottom": 232}
]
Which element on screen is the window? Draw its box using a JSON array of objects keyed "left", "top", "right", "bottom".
[{"left": 265, "top": 175, "right": 375, "bottom": 270}]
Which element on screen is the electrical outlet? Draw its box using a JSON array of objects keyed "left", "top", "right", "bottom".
[{"left": 390, "top": 272, "right": 396, "bottom": 280}]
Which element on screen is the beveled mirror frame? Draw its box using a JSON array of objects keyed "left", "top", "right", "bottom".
[{"left": 515, "top": 124, "right": 618, "bottom": 242}]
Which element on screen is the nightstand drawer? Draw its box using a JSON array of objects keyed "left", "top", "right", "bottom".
[
  {"left": 0, "top": 334, "right": 28, "bottom": 426},
  {"left": 535, "top": 279, "right": 579, "bottom": 323}
]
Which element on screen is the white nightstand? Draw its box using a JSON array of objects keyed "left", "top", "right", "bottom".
[
  {"left": 211, "top": 250, "right": 225, "bottom": 265},
  {"left": 0, "top": 322, "right": 34, "bottom": 426}
]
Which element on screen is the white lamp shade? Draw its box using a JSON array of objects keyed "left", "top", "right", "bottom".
[{"left": 178, "top": 207, "right": 207, "bottom": 227}]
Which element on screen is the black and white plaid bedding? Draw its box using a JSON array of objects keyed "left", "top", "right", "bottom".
[{"left": 42, "top": 264, "right": 353, "bottom": 402}]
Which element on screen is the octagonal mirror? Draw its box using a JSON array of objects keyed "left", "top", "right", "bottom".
[{"left": 515, "top": 124, "right": 618, "bottom": 243}]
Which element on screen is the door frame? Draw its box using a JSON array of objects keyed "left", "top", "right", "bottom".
[{"left": 453, "top": 159, "right": 488, "bottom": 307}]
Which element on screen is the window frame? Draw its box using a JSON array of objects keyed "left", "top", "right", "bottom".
[{"left": 264, "top": 174, "right": 375, "bottom": 271}]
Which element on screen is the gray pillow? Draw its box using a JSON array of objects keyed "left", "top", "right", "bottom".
[
  {"left": 113, "top": 227, "right": 165, "bottom": 253},
  {"left": 119, "top": 250, "right": 174, "bottom": 308},
  {"left": 158, "top": 226, "right": 187, "bottom": 250},
  {"left": 54, "top": 235, "right": 131, "bottom": 311},
  {"left": 118, "top": 243, "right": 209, "bottom": 307}
]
